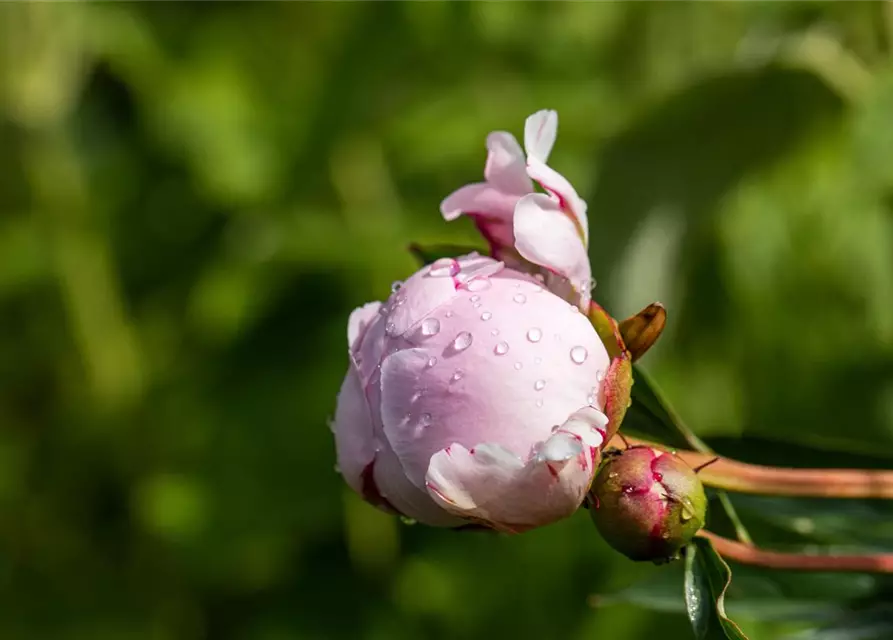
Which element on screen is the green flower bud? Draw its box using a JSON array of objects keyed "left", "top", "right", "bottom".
[{"left": 589, "top": 445, "right": 707, "bottom": 563}]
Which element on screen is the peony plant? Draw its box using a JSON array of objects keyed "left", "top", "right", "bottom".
[{"left": 331, "top": 109, "right": 893, "bottom": 640}]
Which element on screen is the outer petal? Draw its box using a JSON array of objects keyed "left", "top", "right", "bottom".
[
  {"left": 440, "top": 183, "right": 520, "bottom": 223},
  {"left": 425, "top": 407, "right": 608, "bottom": 531},
  {"left": 484, "top": 132, "right": 532, "bottom": 195},
  {"left": 524, "top": 110, "right": 558, "bottom": 164},
  {"left": 514, "top": 193, "right": 592, "bottom": 306},
  {"left": 526, "top": 158, "right": 589, "bottom": 245},
  {"left": 332, "top": 363, "right": 378, "bottom": 495},
  {"left": 348, "top": 301, "right": 383, "bottom": 351}
]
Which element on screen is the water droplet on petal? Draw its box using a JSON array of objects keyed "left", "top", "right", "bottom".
[
  {"left": 420, "top": 318, "right": 441, "bottom": 337},
  {"left": 596, "top": 370, "right": 605, "bottom": 383},
  {"left": 534, "top": 379, "right": 546, "bottom": 391},
  {"left": 527, "top": 327, "right": 542, "bottom": 343},
  {"left": 391, "top": 281, "right": 403, "bottom": 293},
  {"left": 514, "top": 362, "right": 523, "bottom": 370},
  {"left": 493, "top": 341, "right": 509, "bottom": 356},
  {"left": 467, "top": 278, "right": 491, "bottom": 292},
  {"left": 491, "top": 329, "right": 499, "bottom": 336},
  {"left": 452, "top": 331, "right": 473, "bottom": 352},
  {"left": 473, "top": 302, "right": 482, "bottom": 309},
  {"left": 385, "top": 322, "right": 398, "bottom": 337},
  {"left": 480, "top": 311, "right": 492, "bottom": 321},
  {"left": 513, "top": 293, "right": 527, "bottom": 304},
  {"left": 536, "top": 399, "right": 544, "bottom": 407},
  {"left": 419, "top": 412, "right": 432, "bottom": 427},
  {"left": 470, "top": 295, "right": 480, "bottom": 303},
  {"left": 426, "top": 356, "right": 438, "bottom": 368},
  {"left": 429, "top": 258, "right": 460, "bottom": 278},
  {"left": 445, "top": 310, "right": 453, "bottom": 318},
  {"left": 570, "top": 346, "right": 588, "bottom": 364},
  {"left": 569, "top": 305, "right": 580, "bottom": 313},
  {"left": 451, "top": 369, "right": 464, "bottom": 383}
]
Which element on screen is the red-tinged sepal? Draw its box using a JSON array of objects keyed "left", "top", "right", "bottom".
[
  {"left": 619, "top": 302, "right": 667, "bottom": 363},
  {"left": 602, "top": 351, "right": 632, "bottom": 443},
  {"left": 588, "top": 301, "right": 626, "bottom": 360}
]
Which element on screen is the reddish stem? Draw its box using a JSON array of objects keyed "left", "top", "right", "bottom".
[
  {"left": 699, "top": 530, "right": 893, "bottom": 573},
  {"left": 613, "top": 436, "right": 893, "bottom": 499}
]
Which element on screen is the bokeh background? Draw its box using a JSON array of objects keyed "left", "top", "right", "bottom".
[{"left": 3, "top": 2, "right": 893, "bottom": 639}]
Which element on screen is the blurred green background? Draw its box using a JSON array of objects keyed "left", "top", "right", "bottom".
[{"left": 3, "top": 2, "right": 893, "bottom": 639}]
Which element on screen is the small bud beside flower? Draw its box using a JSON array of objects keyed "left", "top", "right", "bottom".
[{"left": 589, "top": 445, "right": 707, "bottom": 563}]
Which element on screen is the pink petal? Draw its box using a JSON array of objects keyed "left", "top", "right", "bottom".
[
  {"left": 425, "top": 407, "right": 608, "bottom": 531},
  {"left": 484, "top": 132, "right": 532, "bottom": 195},
  {"left": 513, "top": 194, "right": 592, "bottom": 305},
  {"left": 348, "top": 301, "right": 383, "bottom": 351},
  {"left": 440, "top": 183, "right": 520, "bottom": 223},
  {"left": 524, "top": 110, "right": 558, "bottom": 164},
  {"left": 525, "top": 158, "right": 589, "bottom": 245},
  {"left": 332, "top": 363, "right": 378, "bottom": 495}
]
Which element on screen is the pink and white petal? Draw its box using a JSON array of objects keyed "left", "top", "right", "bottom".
[
  {"left": 525, "top": 158, "right": 589, "bottom": 245},
  {"left": 484, "top": 132, "right": 533, "bottom": 195},
  {"left": 440, "top": 183, "right": 520, "bottom": 223},
  {"left": 425, "top": 407, "right": 607, "bottom": 531},
  {"left": 513, "top": 193, "right": 592, "bottom": 304},
  {"left": 332, "top": 364, "right": 379, "bottom": 496},
  {"left": 524, "top": 110, "right": 558, "bottom": 164},
  {"left": 348, "top": 301, "right": 383, "bottom": 352}
]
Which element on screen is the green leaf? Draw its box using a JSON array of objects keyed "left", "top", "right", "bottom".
[
  {"left": 685, "top": 537, "right": 749, "bottom": 640},
  {"left": 407, "top": 242, "right": 487, "bottom": 267}
]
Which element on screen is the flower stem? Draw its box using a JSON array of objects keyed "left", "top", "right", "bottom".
[
  {"left": 615, "top": 436, "right": 893, "bottom": 499},
  {"left": 698, "top": 530, "right": 893, "bottom": 573}
]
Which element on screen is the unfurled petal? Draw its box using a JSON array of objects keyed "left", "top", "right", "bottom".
[
  {"left": 348, "top": 301, "right": 383, "bottom": 351},
  {"left": 524, "top": 110, "right": 558, "bottom": 164},
  {"left": 513, "top": 193, "right": 592, "bottom": 305},
  {"left": 425, "top": 407, "right": 607, "bottom": 531},
  {"left": 440, "top": 183, "right": 521, "bottom": 222},
  {"left": 525, "top": 158, "right": 589, "bottom": 245},
  {"left": 484, "top": 132, "right": 532, "bottom": 195}
]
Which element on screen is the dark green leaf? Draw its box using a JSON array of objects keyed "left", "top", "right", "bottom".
[{"left": 685, "top": 537, "right": 749, "bottom": 639}]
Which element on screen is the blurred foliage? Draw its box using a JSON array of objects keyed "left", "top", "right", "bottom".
[{"left": 2, "top": 2, "right": 893, "bottom": 639}]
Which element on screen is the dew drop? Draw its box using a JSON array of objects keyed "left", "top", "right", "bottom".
[
  {"left": 526, "top": 327, "right": 543, "bottom": 343},
  {"left": 451, "top": 369, "right": 464, "bottom": 383},
  {"left": 391, "top": 281, "right": 403, "bottom": 293},
  {"left": 385, "top": 322, "right": 398, "bottom": 337},
  {"left": 493, "top": 341, "right": 509, "bottom": 356},
  {"left": 419, "top": 412, "right": 432, "bottom": 427},
  {"left": 534, "top": 379, "right": 546, "bottom": 391},
  {"left": 470, "top": 295, "right": 480, "bottom": 303},
  {"left": 536, "top": 399, "right": 544, "bottom": 407},
  {"left": 513, "top": 293, "right": 527, "bottom": 304},
  {"left": 490, "top": 329, "right": 500, "bottom": 337},
  {"left": 596, "top": 370, "right": 605, "bottom": 383},
  {"left": 480, "top": 311, "right": 492, "bottom": 321},
  {"left": 426, "top": 356, "right": 438, "bottom": 368},
  {"left": 452, "top": 331, "right": 473, "bottom": 352},
  {"left": 467, "top": 278, "right": 491, "bottom": 292},
  {"left": 570, "top": 346, "right": 588, "bottom": 364},
  {"left": 420, "top": 318, "right": 441, "bottom": 337},
  {"left": 429, "top": 258, "right": 460, "bottom": 278},
  {"left": 514, "top": 362, "right": 523, "bottom": 370},
  {"left": 445, "top": 310, "right": 453, "bottom": 318},
  {"left": 473, "top": 302, "right": 482, "bottom": 309}
]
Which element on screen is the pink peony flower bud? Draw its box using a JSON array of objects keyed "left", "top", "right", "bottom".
[
  {"left": 333, "top": 254, "right": 611, "bottom": 532},
  {"left": 589, "top": 446, "right": 707, "bottom": 563}
]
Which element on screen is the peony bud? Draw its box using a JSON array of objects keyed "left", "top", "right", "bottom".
[{"left": 589, "top": 446, "right": 707, "bottom": 563}]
